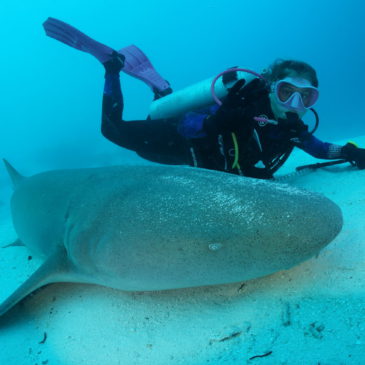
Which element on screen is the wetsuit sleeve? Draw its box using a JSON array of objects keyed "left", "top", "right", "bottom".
[
  {"left": 101, "top": 72, "right": 191, "bottom": 165},
  {"left": 295, "top": 134, "right": 343, "bottom": 159}
]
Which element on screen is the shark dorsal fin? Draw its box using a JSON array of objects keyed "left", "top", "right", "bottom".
[{"left": 3, "top": 159, "right": 25, "bottom": 189}]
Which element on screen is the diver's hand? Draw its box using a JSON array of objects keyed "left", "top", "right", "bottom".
[
  {"left": 204, "top": 79, "right": 257, "bottom": 133},
  {"left": 223, "top": 78, "right": 247, "bottom": 108},
  {"left": 204, "top": 78, "right": 268, "bottom": 134},
  {"left": 103, "top": 51, "right": 125, "bottom": 74},
  {"left": 278, "top": 112, "right": 308, "bottom": 138},
  {"left": 203, "top": 79, "right": 246, "bottom": 134},
  {"left": 224, "top": 78, "right": 268, "bottom": 108},
  {"left": 342, "top": 143, "right": 365, "bottom": 169}
]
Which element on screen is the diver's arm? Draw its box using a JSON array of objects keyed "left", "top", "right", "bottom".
[
  {"left": 298, "top": 135, "right": 365, "bottom": 169},
  {"left": 296, "top": 134, "right": 344, "bottom": 159},
  {"left": 276, "top": 112, "right": 343, "bottom": 160}
]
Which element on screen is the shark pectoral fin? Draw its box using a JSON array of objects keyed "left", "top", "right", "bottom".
[
  {"left": 0, "top": 247, "right": 71, "bottom": 317},
  {"left": 2, "top": 239, "right": 25, "bottom": 248}
]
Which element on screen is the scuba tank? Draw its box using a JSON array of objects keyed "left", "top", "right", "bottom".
[{"left": 148, "top": 68, "right": 263, "bottom": 119}]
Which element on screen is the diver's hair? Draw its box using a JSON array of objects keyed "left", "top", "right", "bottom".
[{"left": 262, "top": 59, "right": 319, "bottom": 87}]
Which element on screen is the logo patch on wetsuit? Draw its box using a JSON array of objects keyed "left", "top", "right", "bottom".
[{"left": 257, "top": 115, "right": 269, "bottom": 127}]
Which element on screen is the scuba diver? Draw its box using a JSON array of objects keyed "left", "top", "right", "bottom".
[{"left": 43, "top": 17, "right": 365, "bottom": 179}]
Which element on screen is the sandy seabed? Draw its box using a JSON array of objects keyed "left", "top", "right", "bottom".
[{"left": 0, "top": 138, "right": 364, "bottom": 365}]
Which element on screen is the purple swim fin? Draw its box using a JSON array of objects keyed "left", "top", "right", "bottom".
[
  {"left": 43, "top": 17, "right": 114, "bottom": 64},
  {"left": 43, "top": 17, "right": 172, "bottom": 95},
  {"left": 119, "top": 45, "right": 172, "bottom": 96}
]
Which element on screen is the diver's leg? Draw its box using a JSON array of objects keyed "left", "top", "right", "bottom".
[
  {"left": 101, "top": 55, "right": 191, "bottom": 165},
  {"left": 102, "top": 52, "right": 126, "bottom": 135}
]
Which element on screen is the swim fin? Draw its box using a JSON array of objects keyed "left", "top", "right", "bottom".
[
  {"left": 119, "top": 45, "right": 172, "bottom": 97},
  {"left": 43, "top": 17, "right": 172, "bottom": 96},
  {"left": 43, "top": 17, "right": 114, "bottom": 64}
]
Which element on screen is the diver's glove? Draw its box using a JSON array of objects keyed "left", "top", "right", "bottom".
[
  {"left": 204, "top": 79, "right": 246, "bottom": 134},
  {"left": 277, "top": 112, "right": 308, "bottom": 139},
  {"left": 219, "top": 77, "right": 268, "bottom": 108},
  {"left": 204, "top": 78, "right": 267, "bottom": 134},
  {"left": 341, "top": 142, "right": 365, "bottom": 169},
  {"left": 236, "top": 77, "right": 269, "bottom": 105},
  {"left": 103, "top": 51, "right": 125, "bottom": 74}
]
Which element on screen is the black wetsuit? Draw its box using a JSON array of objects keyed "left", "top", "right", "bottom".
[{"left": 101, "top": 72, "right": 344, "bottom": 179}]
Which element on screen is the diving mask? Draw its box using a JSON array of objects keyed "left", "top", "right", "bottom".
[{"left": 273, "top": 77, "right": 319, "bottom": 112}]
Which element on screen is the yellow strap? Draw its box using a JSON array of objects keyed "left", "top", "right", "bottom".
[{"left": 231, "top": 132, "right": 241, "bottom": 169}]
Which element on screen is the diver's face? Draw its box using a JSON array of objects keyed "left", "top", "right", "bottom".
[{"left": 270, "top": 74, "right": 319, "bottom": 120}]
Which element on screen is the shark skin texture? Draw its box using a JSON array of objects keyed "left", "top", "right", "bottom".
[{"left": 0, "top": 161, "right": 343, "bottom": 316}]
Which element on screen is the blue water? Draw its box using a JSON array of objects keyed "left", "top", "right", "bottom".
[
  {"left": 1, "top": 2, "right": 365, "bottom": 364},
  {"left": 1, "top": 0, "right": 365, "bottom": 178}
]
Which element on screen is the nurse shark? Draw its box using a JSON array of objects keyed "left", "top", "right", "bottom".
[{"left": 0, "top": 161, "right": 342, "bottom": 316}]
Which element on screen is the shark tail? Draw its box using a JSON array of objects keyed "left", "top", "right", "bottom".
[{"left": 3, "top": 159, "right": 25, "bottom": 189}]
